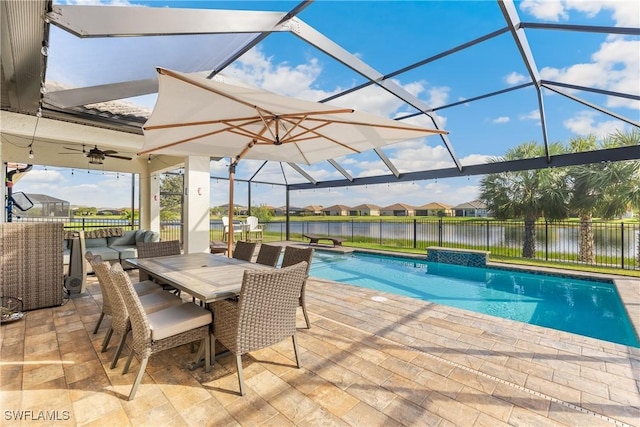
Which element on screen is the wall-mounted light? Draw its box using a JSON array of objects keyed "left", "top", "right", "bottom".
[
  {"left": 28, "top": 144, "right": 34, "bottom": 159},
  {"left": 148, "top": 155, "right": 151, "bottom": 164}
]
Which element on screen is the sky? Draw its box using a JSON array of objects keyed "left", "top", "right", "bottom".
[{"left": 12, "top": 0, "right": 640, "bottom": 211}]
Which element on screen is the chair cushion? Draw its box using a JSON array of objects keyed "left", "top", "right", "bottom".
[
  {"left": 85, "top": 237, "right": 108, "bottom": 248},
  {"left": 147, "top": 303, "right": 212, "bottom": 341},
  {"left": 84, "top": 246, "right": 120, "bottom": 261},
  {"left": 133, "top": 280, "right": 163, "bottom": 296},
  {"left": 110, "top": 245, "right": 137, "bottom": 260},
  {"left": 139, "top": 290, "right": 182, "bottom": 314},
  {"left": 108, "top": 230, "right": 136, "bottom": 246},
  {"left": 144, "top": 231, "right": 160, "bottom": 242}
]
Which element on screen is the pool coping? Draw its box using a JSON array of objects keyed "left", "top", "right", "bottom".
[{"left": 309, "top": 246, "right": 640, "bottom": 351}]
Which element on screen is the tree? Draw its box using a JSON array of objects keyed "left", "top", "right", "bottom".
[
  {"left": 159, "top": 174, "right": 183, "bottom": 222},
  {"left": 566, "top": 132, "right": 638, "bottom": 263},
  {"left": 250, "top": 204, "right": 273, "bottom": 223},
  {"left": 479, "top": 141, "right": 570, "bottom": 258}
]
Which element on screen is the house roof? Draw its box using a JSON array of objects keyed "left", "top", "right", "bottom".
[
  {"left": 381, "top": 203, "right": 416, "bottom": 211},
  {"left": 25, "top": 193, "right": 69, "bottom": 204},
  {"left": 323, "top": 204, "right": 351, "bottom": 211},
  {"left": 453, "top": 200, "right": 487, "bottom": 209},
  {"left": 352, "top": 204, "right": 381, "bottom": 210},
  {"left": 418, "top": 202, "right": 453, "bottom": 209}
]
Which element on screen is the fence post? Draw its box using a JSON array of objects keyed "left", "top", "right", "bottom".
[
  {"left": 438, "top": 217, "right": 443, "bottom": 246},
  {"left": 413, "top": 219, "right": 417, "bottom": 249},
  {"left": 379, "top": 219, "right": 382, "bottom": 246},
  {"left": 621, "top": 222, "right": 625, "bottom": 270},
  {"left": 545, "top": 220, "right": 549, "bottom": 261},
  {"left": 486, "top": 220, "right": 490, "bottom": 251},
  {"left": 351, "top": 219, "right": 354, "bottom": 243}
]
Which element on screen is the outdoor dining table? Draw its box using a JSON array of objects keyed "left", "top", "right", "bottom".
[{"left": 125, "top": 252, "right": 273, "bottom": 304}]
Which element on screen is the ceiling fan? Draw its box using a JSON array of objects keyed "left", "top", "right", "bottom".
[{"left": 61, "top": 145, "right": 133, "bottom": 164}]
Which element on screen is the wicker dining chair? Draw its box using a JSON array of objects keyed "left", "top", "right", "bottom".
[
  {"left": 232, "top": 241, "right": 257, "bottom": 262},
  {"left": 88, "top": 255, "right": 182, "bottom": 369},
  {"left": 85, "top": 251, "right": 162, "bottom": 335},
  {"left": 255, "top": 244, "right": 282, "bottom": 267},
  {"left": 212, "top": 261, "right": 308, "bottom": 396},
  {"left": 108, "top": 263, "right": 212, "bottom": 401},
  {"left": 136, "top": 240, "right": 182, "bottom": 294},
  {"left": 281, "top": 246, "right": 314, "bottom": 329}
]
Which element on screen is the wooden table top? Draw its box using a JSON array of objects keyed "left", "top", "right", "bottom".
[{"left": 126, "top": 253, "right": 272, "bottom": 303}]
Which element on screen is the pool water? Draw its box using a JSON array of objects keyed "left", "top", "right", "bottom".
[{"left": 309, "top": 251, "right": 640, "bottom": 347}]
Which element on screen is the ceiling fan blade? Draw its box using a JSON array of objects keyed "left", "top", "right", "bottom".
[
  {"left": 105, "top": 154, "right": 133, "bottom": 160},
  {"left": 63, "top": 147, "right": 83, "bottom": 152},
  {"left": 102, "top": 150, "right": 118, "bottom": 155}
]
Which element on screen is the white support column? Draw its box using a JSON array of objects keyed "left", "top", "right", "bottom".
[
  {"left": 183, "top": 156, "right": 210, "bottom": 254},
  {"left": 139, "top": 170, "right": 160, "bottom": 232}
]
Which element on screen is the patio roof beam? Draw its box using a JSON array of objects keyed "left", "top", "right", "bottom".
[
  {"left": 210, "top": 175, "right": 287, "bottom": 187},
  {"left": 288, "top": 145, "right": 640, "bottom": 190},
  {"left": 287, "top": 17, "right": 462, "bottom": 172},
  {"left": 287, "top": 163, "right": 317, "bottom": 185},
  {"left": 327, "top": 159, "right": 353, "bottom": 181},
  {"left": 44, "top": 79, "right": 158, "bottom": 109},
  {"left": 248, "top": 161, "right": 268, "bottom": 182},
  {"left": 541, "top": 80, "right": 640, "bottom": 102},
  {"left": 519, "top": 22, "right": 640, "bottom": 36},
  {"left": 498, "top": 0, "right": 550, "bottom": 163},
  {"left": 320, "top": 27, "right": 510, "bottom": 104},
  {"left": 374, "top": 148, "right": 400, "bottom": 178},
  {"left": 48, "top": 6, "right": 291, "bottom": 38},
  {"left": 397, "top": 82, "right": 534, "bottom": 121},
  {"left": 541, "top": 84, "right": 640, "bottom": 128}
]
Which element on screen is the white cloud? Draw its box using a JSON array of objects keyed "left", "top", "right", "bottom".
[
  {"left": 520, "top": 0, "right": 568, "bottom": 21},
  {"left": 519, "top": 110, "right": 541, "bottom": 121},
  {"left": 520, "top": 0, "right": 639, "bottom": 27},
  {"left": 505, "top": 72, "right": 527, "bottom": 85},
  {"left": 493, "top": 116, "right": 510, "bottom": 124},
  {"left": 563, "top": 110, "right": 630, "bottom": 138}
]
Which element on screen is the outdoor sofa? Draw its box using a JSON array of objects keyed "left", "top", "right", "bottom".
[{"left": 63, "top": 227, "right": 160, "bottom": 267}]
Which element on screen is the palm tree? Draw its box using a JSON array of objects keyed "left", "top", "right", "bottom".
[
  {"left": 567, "top": 130, "right": 640, "bottom": 264},
  {"left": 479, "top": 141, "right": 570, "bottom": 258}
]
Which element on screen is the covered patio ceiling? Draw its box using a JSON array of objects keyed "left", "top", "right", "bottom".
[{"left": 1, "top": 0, "right": 638, "bottom": 184}]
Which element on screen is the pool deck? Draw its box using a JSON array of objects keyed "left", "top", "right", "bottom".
[{"left": 1, "top": 247, "right": 639, "bottom": 426}]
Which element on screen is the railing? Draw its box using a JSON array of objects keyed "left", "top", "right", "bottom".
[{"left": 15, "top": 216, "right": 639, "bottom": 270}]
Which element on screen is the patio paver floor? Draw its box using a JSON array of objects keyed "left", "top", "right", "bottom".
[{"left": 1, "top": 265, "right": 639, "bottom": 426}]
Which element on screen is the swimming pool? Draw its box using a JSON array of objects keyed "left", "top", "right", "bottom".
[{"left": 309, "top": 251, "right": 640, "bottom": 348}]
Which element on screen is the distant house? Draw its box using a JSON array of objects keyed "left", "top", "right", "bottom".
[
  {"left": 97, "top": 209, "right": 123, "bottom": 215},
  {"left": 415, "top": 202, "right": 454, "bottom": 217},
  {"left": 303, "top": 205, "right": 324, "bottom": 216},
  {"left": 380, "top": 203, "right": 416, "bottom": 216},
  {"left": 18, "top": 193, "right": 70, "bottom": 217},
  {"left": 218, "top": 203, "right": 248, "bottom": 215},
  {"left": 323, "top": 204, "right": 350, "bottom": 216},
  {"left": 453, "top": 200, "right": 488, "bottom": 217},
  {"left": 274, "top": 206, "right": 304, "bottom": 216},
  {"left": 351, "top": 203, "right": 381, "bottom": 216}
]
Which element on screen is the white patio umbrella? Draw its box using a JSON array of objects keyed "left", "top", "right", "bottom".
[{"left": 140, "top": 67, "right": 447, "bottom": 256}]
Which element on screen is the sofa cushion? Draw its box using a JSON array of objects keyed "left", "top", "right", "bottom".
[
  {"left": 135, "top": 229, "right": 147, "bottom": 243},
  {"left": 108, "top": 230, "right": 136, "bottom": 246},
  {"left": 84, "top": 246, "right": 120, "bottom": 261},
  {"left": 111, "top": 245, "right": 137, "bottom": 260},
  {"left": 144, "top": 230, "right": 160, "bottom": 242},
  {"left": 85, "top": 237, "right": 108, "bottom": 248}
]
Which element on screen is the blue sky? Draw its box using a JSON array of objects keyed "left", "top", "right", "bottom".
[{"left": 13, "top": 0, "right": 639, "bottom": 210}]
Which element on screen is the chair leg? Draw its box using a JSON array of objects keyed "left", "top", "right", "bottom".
[
  {"left": 111, "top": 332, "right": 129, "bottom": 370},
  {"left": 123, "top": 348, "right": 136, "bottom": 374},
  {"left": 101, "top": 327, "right": 114, "bottom": 352},
  {"left": 301, "top": 303, "right": 311, "bottom": 329},
  {"left": 236, "top": 355, "right": 245, "bottom": 396},
  {"left": 292, "top": 335, "right": 301, "bottom": 368},
  {"left": 93, "top": 312, "right": 105, "bottom": 334},
  {"left": 128, "top": 356, "right": 148, "bottom": 401},
  {"left": 204, "top": 336, "right": 211, "bottom": 373}
]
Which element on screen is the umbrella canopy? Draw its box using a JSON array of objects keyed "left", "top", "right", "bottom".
[{"left": 140, "top": 67, "right": 448, "bottom": 255}]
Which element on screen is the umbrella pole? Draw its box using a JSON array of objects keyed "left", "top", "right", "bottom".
[{"left": 227, "top": 162, "right": 236, "bottom": 257}]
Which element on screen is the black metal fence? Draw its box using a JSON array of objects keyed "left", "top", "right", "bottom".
[{"left": 15, "top": 216, "right": 639, "bottom": 270}]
